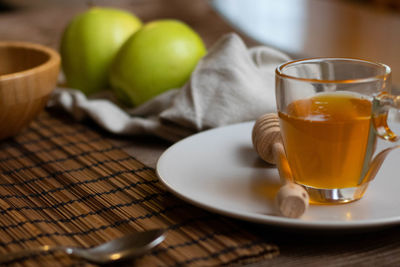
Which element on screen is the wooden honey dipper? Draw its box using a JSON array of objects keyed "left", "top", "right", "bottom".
[{"left": 252, "top": 113, "right": 309, "bottom": 218}]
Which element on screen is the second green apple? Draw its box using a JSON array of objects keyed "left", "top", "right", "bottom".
[{"left": 110, "top": 19, "right": 207, "bottom": 107}]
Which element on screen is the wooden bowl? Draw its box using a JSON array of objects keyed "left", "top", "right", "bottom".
[{"left": 0, "top": 41, "right": 60, "bottom": 140}]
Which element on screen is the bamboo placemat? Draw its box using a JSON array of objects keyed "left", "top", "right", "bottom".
[{"left": 0, "top": 111, "right": 278, "bottom": 266}]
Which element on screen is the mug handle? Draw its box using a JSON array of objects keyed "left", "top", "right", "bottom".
[
  {"left": 372, "top": 92, "right": 400, "bottom": 141},
  {"left": 362, "top": 93, "right": 400, "bottom": 183}
]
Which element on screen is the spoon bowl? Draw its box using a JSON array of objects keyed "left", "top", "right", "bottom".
[{"left": 0, "top": 229, "right": 166, "bottom": 264}]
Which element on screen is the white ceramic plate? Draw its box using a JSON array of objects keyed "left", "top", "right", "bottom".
[{"left": 156, "top": 121, "right": 400, "bottom": 230}]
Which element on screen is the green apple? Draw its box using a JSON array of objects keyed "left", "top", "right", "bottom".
[
  {"left": 109, "top": 19, "right": 207, "bottom": 107},
  {"left": 60, "top": 7, "right": 142, "bottom": 95}
]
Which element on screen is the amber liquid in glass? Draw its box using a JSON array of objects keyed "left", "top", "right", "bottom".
[{"left": 279, "top": 93, "right": 374, "bottom": 189}]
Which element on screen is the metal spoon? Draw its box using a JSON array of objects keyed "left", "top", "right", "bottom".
[{"left": 0, "top": 228, "right": 166, "bottom": 264}]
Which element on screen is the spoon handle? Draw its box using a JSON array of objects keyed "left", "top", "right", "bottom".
[{"left": 0, "top": 245, "right": 71, "bottom": 264}]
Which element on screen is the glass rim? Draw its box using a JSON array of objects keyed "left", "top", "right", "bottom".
[{"left": 276, "top": 57, "right": 391, "bottom": 84}]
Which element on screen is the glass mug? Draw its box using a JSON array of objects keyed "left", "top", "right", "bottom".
[{"left": 275, "top": 58, "right": 399, "bottom": 204}]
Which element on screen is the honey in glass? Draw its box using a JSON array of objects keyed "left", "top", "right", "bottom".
[{"left": 278, "top": 93, "right": 375, "bottom": 189}]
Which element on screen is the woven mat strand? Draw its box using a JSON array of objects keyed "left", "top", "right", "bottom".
[{"left": 0, "top": 111, "right": 278, "bottom": 266}]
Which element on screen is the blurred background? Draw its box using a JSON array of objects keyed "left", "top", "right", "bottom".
[{"left": 1, "top": 0, "right": 399, "bottom": 86}]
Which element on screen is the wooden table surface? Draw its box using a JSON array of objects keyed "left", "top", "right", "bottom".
[
  {"left": 2, "top": 0, "right": 400, "bottom": 266},
  {"left": 212, "top": 0, "right": 400, "bottom": 87}
]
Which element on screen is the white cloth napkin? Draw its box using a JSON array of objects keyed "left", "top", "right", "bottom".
[{"left": 48, "top": 33, "right": 291, "bottom": 142}]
